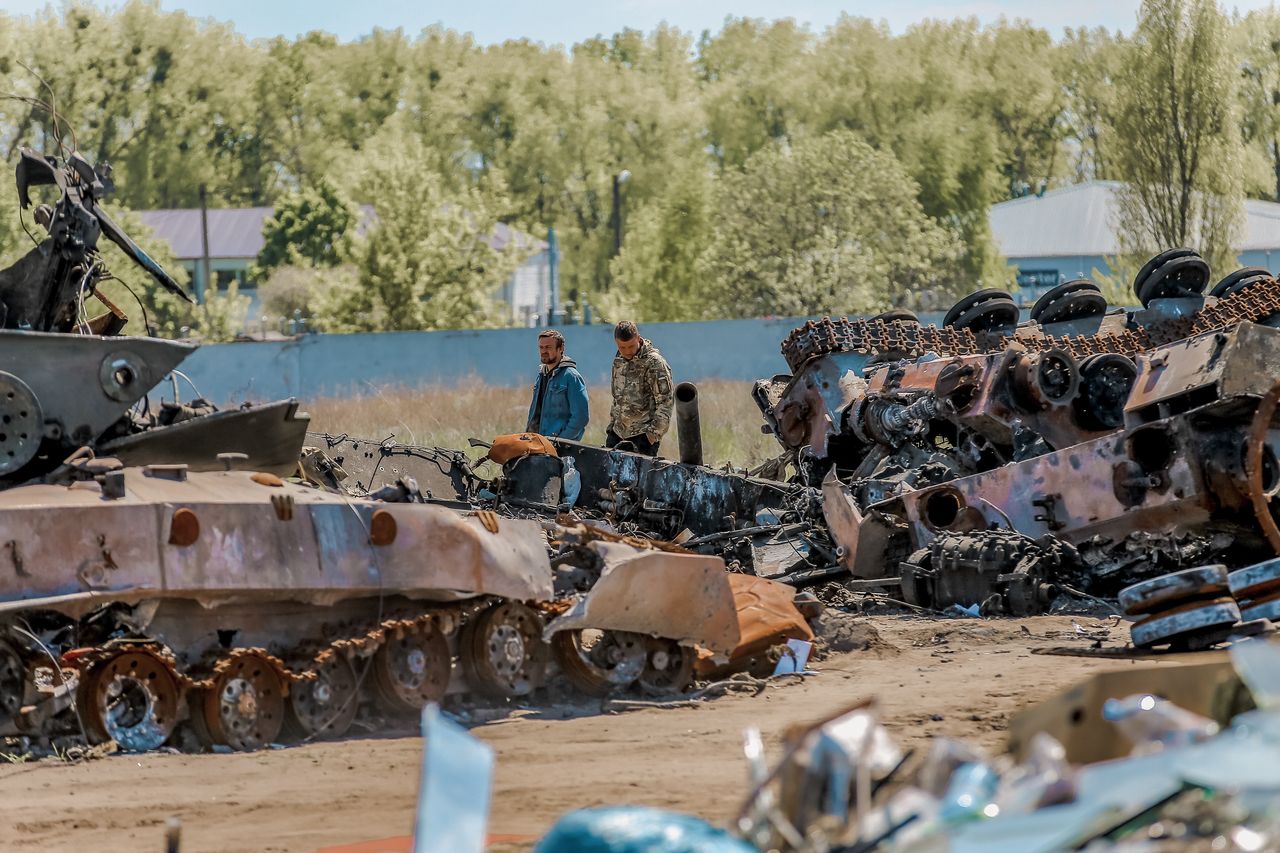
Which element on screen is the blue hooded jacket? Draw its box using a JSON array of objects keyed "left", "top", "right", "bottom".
[{"left": 526, "top": 356, "right": 589, "bottom": 441}]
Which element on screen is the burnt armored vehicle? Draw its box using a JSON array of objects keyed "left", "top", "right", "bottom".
[
  {"left": 782, "top": 252, "right": 1280, "bottom": 615},
  {"left": 0, "top": 147, "right": 574, "bottom": 753}
]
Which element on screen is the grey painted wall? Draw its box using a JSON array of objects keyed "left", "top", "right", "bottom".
[{"left": 173, "top": 314, "right": 946, "bottom": 404}]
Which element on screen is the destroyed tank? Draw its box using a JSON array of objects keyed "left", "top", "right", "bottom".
[{"left": 0, "top": 146, "right": 580, "bottom": 753}]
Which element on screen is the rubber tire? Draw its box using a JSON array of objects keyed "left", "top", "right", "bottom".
[
  {"left": 949, "top": 297, "right": 1019, "bottom": 333},
  {"left": 1133, "top": 248, "right": 1198, "bottom": 293},
  {"left": 872, "top": 308, "right": 919, "bottom": 324},
  {"left": 1211, "top": 267, "right": 1272, "bottom": 299}
]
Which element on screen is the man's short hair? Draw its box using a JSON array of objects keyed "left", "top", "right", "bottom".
[
  {"left": 538, "top": 329, "right": 565, "bottom": 346},
  {"left": 614, "top": 320, "right": 638, "bottom": 341}
]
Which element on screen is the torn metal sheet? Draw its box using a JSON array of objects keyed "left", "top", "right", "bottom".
[
  {"left": 544, "top": 541, "right": 741, "bottom": 654},
  {"left": 696, "top": 574, "right": 814, "bottom": 677},
  {"left": 1007, "top": 655, "right": 1244, "bottom": 765}
]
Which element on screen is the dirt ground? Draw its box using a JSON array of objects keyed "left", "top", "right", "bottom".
[{"left": 1, "top": 613, "right": 1164, "bottom": 852}]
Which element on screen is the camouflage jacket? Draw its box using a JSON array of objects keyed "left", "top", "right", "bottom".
[{"left": 608, "top": 338, "right": 673, "bottom": 442}]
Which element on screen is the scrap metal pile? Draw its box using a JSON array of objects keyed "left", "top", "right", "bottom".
[
  {"left": 328, "top": 249, "right": 1280, "bottom": 651},
  {"left": 8, "top": 133, "right": 1280, "bottom": 761},
  {"left": 761, "top": 255, "right": 1280, "bottom": 638}
]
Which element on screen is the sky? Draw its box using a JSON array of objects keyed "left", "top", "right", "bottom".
[{"left": 0, "top": 0, "right": 1278, "bottom": 44}]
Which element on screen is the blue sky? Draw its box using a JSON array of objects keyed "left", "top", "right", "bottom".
[{"left": 0, "top": 0, "right": 1276, "bottom": 43}]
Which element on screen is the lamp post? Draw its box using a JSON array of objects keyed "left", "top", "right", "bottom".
[{"left": 611, "top": 169, "right": 631, "bottom": 260}]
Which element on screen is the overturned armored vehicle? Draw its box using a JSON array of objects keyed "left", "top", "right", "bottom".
[{"left": 772, "top": 251, "right": 1280, "bottom": 614}]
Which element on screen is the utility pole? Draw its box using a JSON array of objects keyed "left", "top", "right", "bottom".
[
  {"left": 609, "top": 169, "right": 631, "bottom": 290},
  {"left": 198, "top": 184, "right": 211, "bottom": 303},
  {"left": 547, "top": 226, "right": 559, "bottom": 325}
]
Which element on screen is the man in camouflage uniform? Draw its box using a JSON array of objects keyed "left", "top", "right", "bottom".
[{"left": 606, "top": 320, "right": 673, "bottom": 457}]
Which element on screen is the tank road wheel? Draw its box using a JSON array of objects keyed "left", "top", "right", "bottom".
[
  {"left": 0, "top": 641, "right": 22, "bottom": 723},
  {"left": 552, "top": 630, "right": 647, "bottom": 696},
  {"left": 1030, "top": 279, "right": 1107, "bottom": 326},
  {"left": 1133, "top": 248, "right": 1210, "bottom": 306},
  {"left": 285, "top": 652, "right": 361, "bottom": 739},
  {"left": 198, "top": 653, "right": 285, "bottom": 751},
  {"left": 80, "top": 649, "right": 182, "bottom": 752},
  {"left": 943, "top": 289, "right": 1019, "bottom": 333},
  {"left": 637, "top": 637, "right": 696, "bottom": 696},
  {"left": 371, "top": 623, "right": 451, "bottom": 715},
  {"left": 461, "top": 601, "right": 550, "bottom": 699},
  {"left": 1211, "top": 267, "right": 1272, "bottom": 299}
]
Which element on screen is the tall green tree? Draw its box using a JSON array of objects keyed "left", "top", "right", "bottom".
[
  {"left": 252, "top": 177, "right": 358, "bottom": 278},
  {"left": 1056, "top": 27, "right": 1127, "bottom": 182},
  {"left": 1238, "top": 8, "right": 1280, "bottom": 201},
  {"left": 701, "top": 130, "right": 965, "bottom": 318},
  {"left": 603, "top": 162, "right": 715, "bottom": 322},
  {"left": 313, "top": 138, "right": 529, "bottom": 332},
  {"left": 1111, "top": 0, "right": 1244, "bottom": 273}
]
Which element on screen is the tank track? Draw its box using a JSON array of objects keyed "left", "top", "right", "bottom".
[
  {"left": 781, "top": 276, "right": 1280, "bottom": 371},
  {"left": 65, "top": 604, "right": 479, "bottom": 692},
  {"left": 5, "top": 597, "right": 588, "bottom": 754}
]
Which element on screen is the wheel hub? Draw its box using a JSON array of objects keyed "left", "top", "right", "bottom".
[
  {"left": 199, "top": 653, "right": 285, "bottom": 751},
  {"left": 405, "top": 648, "right": 427, "bottom": 676},
  {"left": 286, "top": 654, "right": 360, "bottom": 740},
  {"left": 462, "top": 602, "right": 550, "bottom": 699},
  {"left": 222, "top": 677, "right": 260, "bottom": 729},
  {"left": 492, "top": 625, "right": 526, "bottom": 675},
  {"left": 372, "top": 624, "right": 452, "bottom": 715}
]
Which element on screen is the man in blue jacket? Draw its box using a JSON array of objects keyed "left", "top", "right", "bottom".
[{"left": 526, "top": 329, "right": 589, "bottom": 440}]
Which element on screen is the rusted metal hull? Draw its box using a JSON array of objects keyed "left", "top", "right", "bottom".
[{"left": 0, "top": 468, "right": 552, "bottom": 614}]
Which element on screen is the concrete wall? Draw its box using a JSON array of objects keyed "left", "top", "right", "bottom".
[{"left": 174, "top": 314, "right": 947, "bottom": 404}]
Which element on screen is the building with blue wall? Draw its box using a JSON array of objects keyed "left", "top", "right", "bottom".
[{"left": 989, "top": 181, "right": 1280, "bottom": 305}]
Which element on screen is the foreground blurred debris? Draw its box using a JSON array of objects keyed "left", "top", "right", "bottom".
[{"left": 535, "top": 638, "right": 1280, "bottom": 852}]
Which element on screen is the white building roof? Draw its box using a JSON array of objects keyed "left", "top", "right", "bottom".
[{"left": 989, "top": 180, "right": 1280, "bottom": 258}]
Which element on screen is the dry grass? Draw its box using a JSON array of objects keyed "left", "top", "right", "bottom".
[{"left": 304, "top": 379, "right": 780, "bottom": 468}]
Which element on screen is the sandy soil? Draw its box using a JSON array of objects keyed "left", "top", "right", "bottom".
[{"left": 0, "top": 613, "right": 1166, "bottom": 852}]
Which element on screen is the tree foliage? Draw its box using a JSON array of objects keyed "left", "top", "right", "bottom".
[
  {"left": 0, "top": 2, "right": 1276, "bottom": 332},
  {"left": 253, "top": 177, "right": 358, "bottom": 278},
  {"left": 1111, "top": 0, "right": 1244, "bottom": 274},
  {"left": 315, "top": 139, "right": 528, "bottom": 332},
  {"left": 701, "top": 131, "right": 965, "bottom": 318}
]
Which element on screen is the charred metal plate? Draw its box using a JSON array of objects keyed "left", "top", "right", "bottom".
[
  {"left": 1118, "top": 565, "right": 1229, "bottom": 616},
  {"left": 1126, "top": 324, "right": 1280, "bottom": 426},
  {"left": 0, "top": 488, "right": 163, "bottom": 606},
  {"left": 1130, "top": 599, "right": 1241, "bottom": 648},
  {"left": 0, "top": 331, "right": 193, "bottom": 446},
  {"left": 897, "top": 423, "right": 1208, "bottom": 549},
  {"left": 1228, "top": 558, "right": 1280, "bottom": 602},
  {"left": 103, "top": 400, "right": 310, "bottom": 476}
]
